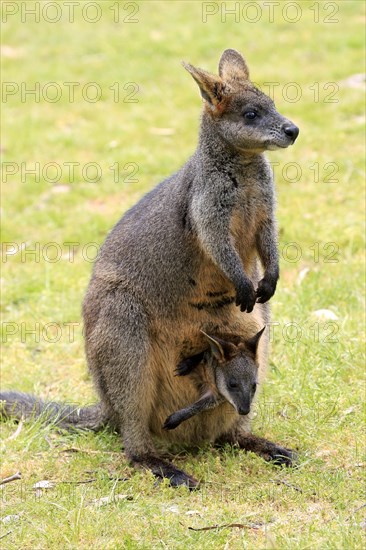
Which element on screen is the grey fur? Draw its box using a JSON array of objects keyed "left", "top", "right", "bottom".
[
  {"left": 0, "top": 391, "right": 107, "bottom": 431},
  {"left": 2, "top": 50, "right": 298, "bottom": 487}
]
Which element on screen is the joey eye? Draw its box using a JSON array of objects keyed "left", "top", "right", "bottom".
[
  {"left": 228, "top": 380, "right": 239, "bottom": 390},
  {"left": 252, "top": 383, "right": 257, "bottom": 393},
  {"left": 244, "top": 111, "right": 257, "bottom": 120}
]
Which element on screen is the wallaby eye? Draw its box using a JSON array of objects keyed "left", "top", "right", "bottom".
[
  {"left": 252, "top": 383, "right": 257, "bottom": 393},
  {"left": 244, "top": 111, "right": 257, "bottom": 120},
  {"left": 228, "top": 380, "right": 239, "bottom": 390}
]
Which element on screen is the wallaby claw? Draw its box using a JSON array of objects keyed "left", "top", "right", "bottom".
[
  {"left": 266, "top": 446, "right": 297, "bottom": 467},
  {"left": 168, "top": 472, "right": 200, "bottom": 490}
]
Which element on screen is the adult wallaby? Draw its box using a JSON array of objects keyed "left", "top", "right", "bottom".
[
  {"left": 1, "top": 49, "right": 299, "bottom": 488},
  {"left": 163, "top": 329, "right": 263, "bottom": 431}
]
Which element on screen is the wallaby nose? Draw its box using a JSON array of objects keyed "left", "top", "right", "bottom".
[
  {"left": 238, "top": 406, "right": 250, "bottom": 416},
  {"left": 283, "top": 124, "right": 299, "bottom": 141}
]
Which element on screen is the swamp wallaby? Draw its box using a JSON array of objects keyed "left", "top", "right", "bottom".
[
  {"left": 1, "top": 49, "right": 299, "bottom": 488},
  {"left": 163, "top": 329, "right": 263, "bottom": 431}
]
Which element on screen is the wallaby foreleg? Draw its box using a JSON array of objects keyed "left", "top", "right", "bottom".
[{"left": 255, "top": 220, "right": 280, "bottom": 304}]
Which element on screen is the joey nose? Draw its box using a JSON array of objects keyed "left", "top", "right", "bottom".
[
  {"left": 283, "top": 124, "right": 299, "bottom": 141},
  {"left": 238, "top": 406, "right": 250, "bottom": 416}
]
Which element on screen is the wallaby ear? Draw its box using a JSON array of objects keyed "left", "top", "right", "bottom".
[
  {"left": 218, "top": 49, "right": 250, "bottom": 84},
  {"left": 200, "top": 331, "right": 238, "bottom": 363},
  {"left": 245, "top": 326, "right": 265, "bottom": 355},
  {"left": 182, "top": 61, "right": 226, "bottom": 107}
]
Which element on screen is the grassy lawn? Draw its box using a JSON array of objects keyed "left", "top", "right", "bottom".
[{"left": 1, "top": 1, "right": 365, "bottom": 548}]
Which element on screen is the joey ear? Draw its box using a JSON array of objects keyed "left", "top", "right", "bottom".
[
  {"left": 182, "top": 62, "right": 226, "bottom": 106},
  {"left": 245, "top": 326, "right": 266, "bottom": 355},
  {"left": 218, "top": 49, "right": 250, "bottom": 84},
  {"left": 200, "top": 331, "right": 225, "bottom": 362},
  {"left": 200, "top": 331, "right": 238, "bottom": 363}
]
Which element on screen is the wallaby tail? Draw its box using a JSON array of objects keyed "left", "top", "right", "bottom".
[{"left": 0, "top": 391, "right": 108, "bottom": 431}]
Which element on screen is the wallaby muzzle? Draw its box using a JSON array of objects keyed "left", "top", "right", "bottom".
[
  {"left": 233, "top": 390, "right": 252, "bottom": 416},
  {"left": 237, "top": 403, "right": 251, "bottom": 416},
  {"left": 282, "top": 123, "right": 299, "bottom": 143}
]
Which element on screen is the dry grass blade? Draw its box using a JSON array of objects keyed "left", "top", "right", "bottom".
[
  {"left": 58, "top": 447, "right": 120, "bottom": 455},
  {"left": 0, "top": 472, "right": 21, "bottom": 485},
  {"left": 7, "top": 419, "right": 23, "bottom": 440},
  {"left": 188, "top": 523, "right": 261, "bottom": 532},
  {"left": 270, "top": 478, "right": 303, "bottom": 493}
]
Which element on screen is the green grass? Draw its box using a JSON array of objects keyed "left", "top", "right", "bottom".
[{"left": 1, "top": 1, "right": 365, "bottom": 548}]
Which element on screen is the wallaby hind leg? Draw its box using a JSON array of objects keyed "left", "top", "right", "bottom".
[
  {"left": 216, "top": 422, "right": 296, "bottom": 466},
  {"left": 117, "top": 356, "right": 198, "bottom": 488},
  {"left": 86, "top": 293, "right": 198, "bottom": 488}
]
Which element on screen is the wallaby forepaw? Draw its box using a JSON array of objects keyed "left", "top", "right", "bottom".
[
  {"left": 235, "top": 279, "right": 256, "bottom": 313},
  {"left": 175, "top": 352, "right": 205, "bottom": 377},
  {"left": 163, "top": 414, "right": 180, "bottom": 430},
  {"left": 256, "top": 276, "right": 277, "bottom": 304}
]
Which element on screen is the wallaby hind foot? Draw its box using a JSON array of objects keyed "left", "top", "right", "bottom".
[
  {"left": 217, "top": 431, "right": 296, "bottom": 467},
  {"left": 131, "top": 454, "right": 199, "bottom": 489}
]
